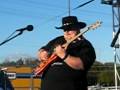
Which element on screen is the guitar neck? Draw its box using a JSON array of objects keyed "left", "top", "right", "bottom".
[{"left": 64, "top": 27, "right": 89, "bottom": 48}]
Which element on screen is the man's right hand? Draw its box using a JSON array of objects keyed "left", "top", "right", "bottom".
[{"left": 37, "top": 49, "right": 49, "bottom": 61}]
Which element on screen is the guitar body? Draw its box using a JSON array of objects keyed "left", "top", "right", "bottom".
[{"left": 34, "top": 53, "right": 57, "bottom": 76}]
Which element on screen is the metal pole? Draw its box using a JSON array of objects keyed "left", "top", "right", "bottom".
[
  {"left": 112, "top": 1, "right": 117, "bottom": 90},
  {"left": 114, "top": 48, "right": 118, "bottom": 90},
  {"left": 30, "top": 75, "right": 33, "bottom": 90},
  {"left": 112, "top": 0, "right": 120, "bottom": 89},
  {"left": 68, "top": 0, "right": 71, "bottom": 16},
  {"left": 30, "top": 68, "right": 34, "bottom": 90}
]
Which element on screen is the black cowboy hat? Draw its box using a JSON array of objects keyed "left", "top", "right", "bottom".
[{"left": 55, "top": 16, "right": 86, "bottom": 30}]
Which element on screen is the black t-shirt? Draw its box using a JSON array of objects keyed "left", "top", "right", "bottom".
[{"left": 40, "top": 36, "right": 96, "bottom": 90}]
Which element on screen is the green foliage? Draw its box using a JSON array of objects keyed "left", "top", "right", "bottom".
[
  {"left": 88, "top": 61, "right": 120, "bottom": 86},
  {"left": 98, "top": 70, "right": 114, "bottom": 86},
  {"left": 1, "top": 58, "right": 120, "bottom": 86}
]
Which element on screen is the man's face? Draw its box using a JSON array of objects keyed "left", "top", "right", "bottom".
[{"left": 63, "top": 29, "right": 78, "bottom": 41}]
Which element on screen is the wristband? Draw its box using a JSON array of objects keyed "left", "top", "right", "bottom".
[{"left": 62, "top": 53, "right": 68, "bottom": 60}]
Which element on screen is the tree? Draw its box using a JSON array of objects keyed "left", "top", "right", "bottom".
[
  {"left": 98, "top": 70, "right": 114, "bottom": 86},
  {"left": 16, "top": 58, "right": 24, "bottom": 66}
]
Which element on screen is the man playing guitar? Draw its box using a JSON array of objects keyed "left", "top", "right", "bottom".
[{"left": 37, "top": 16, "right": 96, "bottom": 90}]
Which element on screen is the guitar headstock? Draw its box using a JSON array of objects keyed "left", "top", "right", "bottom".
[{"left": 89, "top": 21, "right": 102, "bottom": 30}]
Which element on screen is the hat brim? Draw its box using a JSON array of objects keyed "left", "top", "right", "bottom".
[{"left": 55, "top": 22, "right": 86, "bottom": 30}]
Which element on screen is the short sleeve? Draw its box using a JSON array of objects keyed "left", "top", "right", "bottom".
[
  {"left": 39, "top": 36, "right": 65, "bottom": 56},
  {"left": 66, "top": 39, "right": 96, "bottom": 71},
  {"left": 78, "top": 40, "right": 96, "bottom": 71}
]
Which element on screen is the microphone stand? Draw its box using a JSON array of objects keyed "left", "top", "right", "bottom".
[{"left": 0, "top": 30, "right": 23, "bottom": 46}]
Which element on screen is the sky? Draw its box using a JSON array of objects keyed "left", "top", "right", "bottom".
[{"left": 0, "top": 0, "right": 118, "bottom": 63}]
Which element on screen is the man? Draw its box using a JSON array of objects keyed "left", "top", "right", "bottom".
[{"left": 38, "top": 16, "right": 96, "bottom": 90}]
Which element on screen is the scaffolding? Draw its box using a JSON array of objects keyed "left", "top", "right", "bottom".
[{"left": 102, "top": 0, "right": 120, "bottom": 90}]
